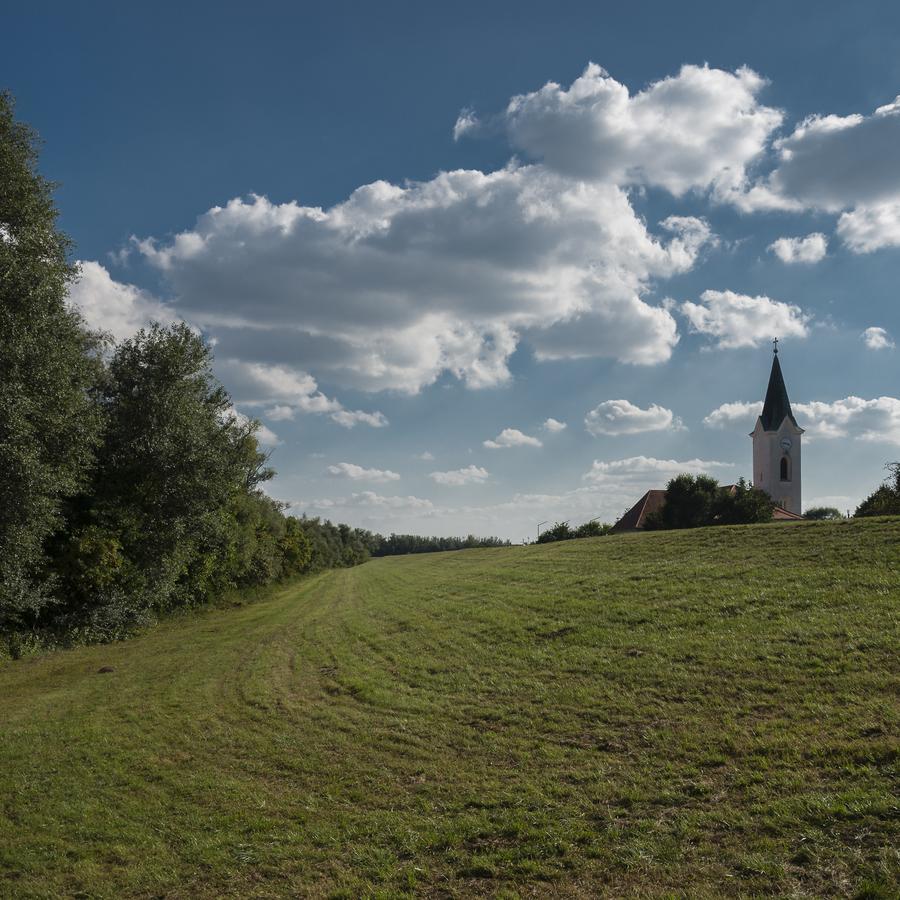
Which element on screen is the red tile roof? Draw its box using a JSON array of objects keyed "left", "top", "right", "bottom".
[
  {"left": 611, "top": 489, "right": 667, "bottom": 532},
  {"left": 772, "top": 505, "right": 804, "bottom": 520}
]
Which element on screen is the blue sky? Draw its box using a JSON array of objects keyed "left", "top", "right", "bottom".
[{"left": 5, "top": 1, "right": 900, "bottom": 539}]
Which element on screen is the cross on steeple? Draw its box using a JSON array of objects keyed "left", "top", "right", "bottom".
[{"left": 773, "top": 337, "right": 779, "bottom": 355}]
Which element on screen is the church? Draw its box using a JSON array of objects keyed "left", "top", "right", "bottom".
[{"left": 613, "top": 345, "right": 806, "bottom": 532}]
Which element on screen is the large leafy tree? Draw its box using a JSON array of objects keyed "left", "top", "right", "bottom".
[
  {"left": 0, "top": 92, "right": 103, "bottom": 629},
  {"left": 88, "top": 323, "right": 272, "bottom": 611},
  {"left": 653, "top": 474, "right": 721, "bottom": 529}
]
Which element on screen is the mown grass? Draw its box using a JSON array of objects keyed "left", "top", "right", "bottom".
[{"left": 1, "top": 518, "right": 898, "bottom": 898}]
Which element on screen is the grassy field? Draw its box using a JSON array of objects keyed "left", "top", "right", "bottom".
[{"left": 1, "top": 519, "right": 898, "bottom": 898}]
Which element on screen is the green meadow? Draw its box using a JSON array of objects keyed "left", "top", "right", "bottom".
[{"left": 1, "top": 518, "right": 898, "bottom": 898}]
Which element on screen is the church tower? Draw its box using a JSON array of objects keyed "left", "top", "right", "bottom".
[{"left": 751, "top": 341, "right": 803, "bottom": 514}]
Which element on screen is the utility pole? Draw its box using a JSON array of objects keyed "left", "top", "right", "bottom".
[{"left": 536, "top": 521, "right": 547, "bottom": 543}]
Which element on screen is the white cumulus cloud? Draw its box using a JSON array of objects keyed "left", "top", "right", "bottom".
[
  {"left": 681, "top": 290, "right": 810, "bottom": 349},
  {"left": 793, "top": 397, "right": 900, "bottom": 444},
  {"left": 67, "top": 260, "right": 177, "bottom": 342},
  {"left": 768, "top": 233, "right": 827, "bottom": 264},
  {"left": 762, "top": 97, "right": 900, "bottom": 213},
  {"left": 483, "top": 428, "right": 543, "bottom": 449},
  {"left": 837, "top": 202, "right": 900, "bottom": 253},
  {"left": 216, "top": 359, "right": 387, "bottom": 429},
  {"left": 733, "top": 94, "right": 900, "bottom": 254},
  {"left": 452, "top": 108, "right": 479, "bottom": 141},
  {"left": 862, "top": 326, "right": 895, "bottom": 350},
  {"left": 329, "top": 409, "right": 389, "bottom": 429},
  {"left": 496, "top": 63, "right": 781, "bottom": 196},
  {"left": 584, "top": 399, "right": 679, "bottom": 436},
  {"left": 543, "top": 417, "right": 567, "bottom": 432},
  {"left": 123, "top": 164, "right": 713, "bottom": 394},
  {"left": 326, "top": 462, "right": 400, "bottom": 483},
  {"left": 429, "top": 465, "right": 490, "bottom": 486},
  {"left": 703, "top": 401, "right": 763, "bottom": 429}
]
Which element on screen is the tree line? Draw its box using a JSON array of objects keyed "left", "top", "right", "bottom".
[
  {"left": 361, "top": 533, "right": 510, "bottom": 556},
  {"left": 0, "top": 92, "right": 498, "bottom": 655},
  {"left": 536, "top": 520, "right": 613, "bottom": 544},
  {"left": 0, "top": 89, "right": 345, "bottom": 652}
]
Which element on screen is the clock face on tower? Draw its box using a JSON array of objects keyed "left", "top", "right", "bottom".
[{"left": 780, "top": 437, "right": 792, "bottom": 451}]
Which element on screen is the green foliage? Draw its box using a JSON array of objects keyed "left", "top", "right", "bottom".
[
  {"left": 647, "top": 475, "right": 774, "bottom": 530},
  {"left": 652, "top": 473, "right": 721, "bottom": 529},
  {"left": 295, "top": 516, "right": 371, "bottom": 572},
  {"left": 67, "top": 323, "right": 273, "bottom": 616},
  {"left": 805, "top": 506, "right": 844, "bottom": 520},
  {"left": 855, "top": 463, "right": 900, "bottom": 517},
  {"left": 0, "top": 92, "right": 104, "bottom": 629},
  {"left": 279, "top": 517, "right": 313, "bottom": 575},
  {"left": 537, "top": 521, "right": 574, "bottom": 543},
  {"left": 1, "top": 519, "right": 897, "bottom": 896},
  {"left": 0, "top": 90, "right": 350, "bottom": 644},
  {"left": 0, "top": 218, "right": 371, "bottom": 648},
  {"left": 364, "top": 532, "right": 511, "bottom": 555},
  {"left": 574, "top": 519, "right": 613, "bottom": 538},
  {"left": 714, "top": 477, "right": 775, "bottom": 525},
  {"left": 536, "top": 520, "right": 611, "bottom": 544}
]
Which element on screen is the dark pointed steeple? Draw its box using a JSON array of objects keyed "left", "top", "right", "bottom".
[{"left": 760, "top": 347, "right": 797, "bottom": 431}]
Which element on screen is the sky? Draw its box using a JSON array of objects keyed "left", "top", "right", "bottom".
[{"left": 4, "top": 0, "right": 900, "bottom": 541}]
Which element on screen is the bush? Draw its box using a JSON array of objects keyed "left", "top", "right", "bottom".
[
  {"left": 805, "top": 506, "right": 843, "bottom": 520},
  {"left": 537, "top": 522, "right": 574, "bottom": 544},
  {"left": 574, "top": 520, "right": 613, "bottom": 538},
  {"left": 855, "top": 463, "right": 900, "bottom": 517}
]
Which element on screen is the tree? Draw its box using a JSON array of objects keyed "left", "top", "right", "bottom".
[
  {"left": 84, "top": 323, "right": 272, "bottom": 612},
  {"left": 0, "top": 92, "right": 104, "bottom": 629},
  {"left": 655, "top": 474, "right": 720, "bottom": 529},
  {"left": 575, "top": 520, "right": 612, "bottom": 538},
  {"left": 537, "top": 522, "right": 573, "bottom": 543},
  {"left": 805, "top": 506, "right": 843, "bottom": 520},
  {"left": 645, "top": 475, "right": 775, "bottom": 531},
  {"left": 855, "top": 463, "right": 900, "bottom": 517},
  {"left": 279, "top": 517, "right": 313, "bottom": 576},
  {"left": 714, "top": 478, "right": 774, "bottom": 525}
]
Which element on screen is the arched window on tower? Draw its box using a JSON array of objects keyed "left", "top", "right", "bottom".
[{"left": 780, "top": 456, "right": 790, "bottom": 482}]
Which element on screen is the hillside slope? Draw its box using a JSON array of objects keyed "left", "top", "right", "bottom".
[{"left": 1, "top": 519, "right": 898, "bottom": 897}]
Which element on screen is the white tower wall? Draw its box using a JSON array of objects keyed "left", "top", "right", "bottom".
[{"left": 752, "top": 417, "right": 803, "bottom": 514}]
